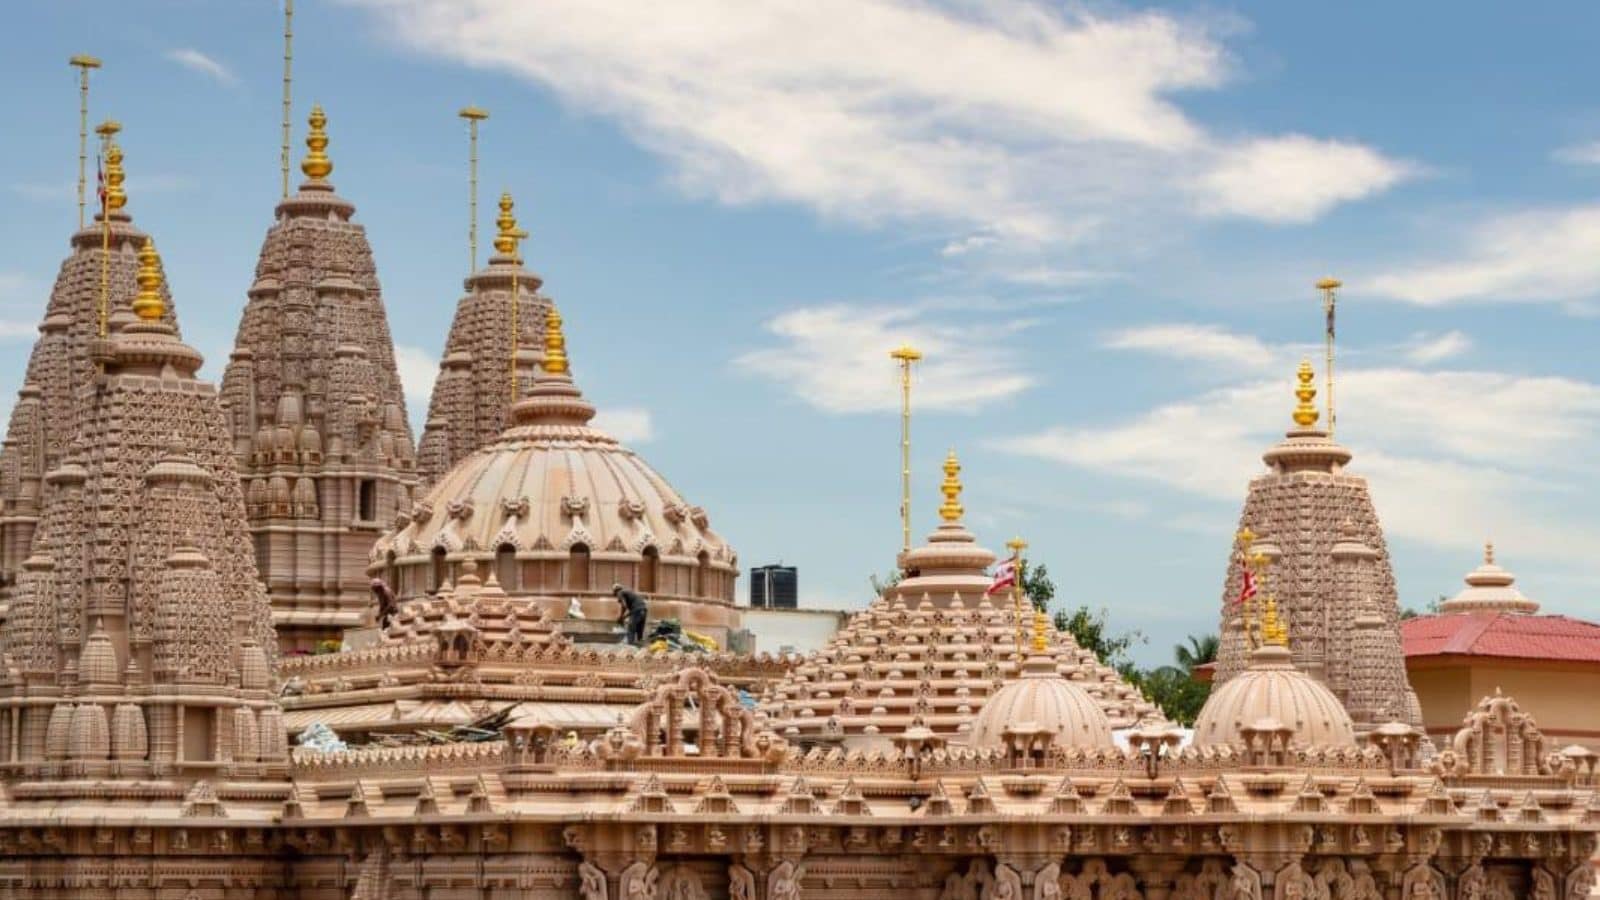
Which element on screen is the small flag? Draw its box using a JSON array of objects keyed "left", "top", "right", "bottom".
[
  {"left": 1325, "top": 295, "right": 1335, "bottom": 342},
  {"left": 96, "top": 154, "right": 106, "bottom": 213},
  {"left": 1233, "top": 554, "right": 1257, "bottom": 607},
  {"left": 985, "top": 557, "right": 1017, "bottom": 597}
]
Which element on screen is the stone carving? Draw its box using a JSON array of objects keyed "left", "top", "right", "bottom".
[
  {"left": 659, "top": 867, "right": 708, "bottom": 900},
  {"left": 769, "top": 860, "right": 804, "bottom": 900},
  {"left": 730, "top": 864, "right": 756, "bottom": 900},
  {"left": 578, "top": 861, "right": 608, "bottom": 900},
  {"left": 1229, "top": 865, "right": 1263, "bottom": 900},
  {"left": 619, "top": 861, "right": 658, "bottom": 900},
  {"left": 1400, "top": 865, "right": 1444, "bottom": 900},
  {"left": 1446, "top": 690, "right": 1549, "bottom": 776},
  {"left": 987, "top": 864, "right": 1022, "bottom": 900}
]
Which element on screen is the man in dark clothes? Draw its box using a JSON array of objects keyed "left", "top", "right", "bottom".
[{"left": 613, "top": 583, "right": 648, "bottom": 646}]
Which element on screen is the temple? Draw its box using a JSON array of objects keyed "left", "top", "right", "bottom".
[
  {"left": 220, "top": 107, "right": 418, "bottom": 652},
  {"left": 0, "top": 137, "right": 176, "bottom": 624},
  {"left": 1, "top": 45, "right": 1599, "bottom": 900},
  {"left": 414, "top": 192, "right": 553, "bottom": 488},
  {"left": 1214, "top": 361, "right": 1426, "bottom": 734}
]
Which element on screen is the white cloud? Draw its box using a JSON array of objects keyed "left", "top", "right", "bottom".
[
  {"left": 392, "top": 344, "right": 438, "bottom": 416},
  {"left": 592, "top": 407, "right": 655, "bottom": 444},
  {"left": 0, "top": 322, "right": 35, "bottom": 340},
  {"left": 1404, "top": 330, "right": 1472, "bottom": 364},
  {"left": 345, "top": 0, "right": 1408, "bottom": 251},
  {"left": 1370, "top": 204, "right": 1600, "bottom": 307},
  {"left": 1555, "top": 141, "right": 1600, "bottom": 166},
  {"left": 1193, "top": 135, "right": 1415, "bottom": 223},
  {"left": 993, "top": 329, "right": 1600, "bottom": 566},
  {"left": 165, "top": 48, "right": 237, "bottom": 85},
  {"left": 1104, "top": 323, "right": 1276, "bottom": 370},
  {"left": 734, "top": 302, "right": 1034, "bottom": 414}
]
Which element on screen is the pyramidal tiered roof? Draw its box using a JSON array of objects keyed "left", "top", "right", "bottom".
[
  {"left": 1216, "top": 361, "right": 1423, "bottom": 731},
  {"left": 0, "top": 139, "right": 177, "bottom": 621},
  {"left": 764, "top": 452, "right": 1161, "bottom": 745},
  {"left": 219, "top": 106, "right": 418, "bottom": 652},
  {"left": 0, "top": 238, "right": 288, "bottom": 801},
  {"left": 415, "top": 192, "right": 553, "bottom": 488}
]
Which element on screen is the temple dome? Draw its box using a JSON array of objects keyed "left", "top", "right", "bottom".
[
  {"left": 1438, "top": 543, "right": 1538, "bottom": 615},
  {"left": 372, "top": 299, "right": 739, "bottom": 641},
  {"left": 967, "top": 651, "right": 1113, "bottom": 751},
  {"left": 1193, "top": 642, "right": 1356, "bottom": 750}
]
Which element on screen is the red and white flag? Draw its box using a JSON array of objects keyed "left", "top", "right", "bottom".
[
  {"left": 985, "top": 557, "right": 1018, "bottom": 597},
  {"left": 1234, "top": 554, "right": 1257, "bottom": 607},
  {"left": 96, "top": 154, "right": 106, "bottom": 213}
]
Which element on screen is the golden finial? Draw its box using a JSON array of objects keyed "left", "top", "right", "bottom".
[
  {"left": 1236, "top": 526, "right": 1255, "bottom": 550},
  {"left": 1261, "top": 595, "right": 1288, "bottom": 647},
  {"left": 493, "top": 192, "right": 525, "bottom": 258},
  {"left": 1032, "top": 609, "right": 1048, "bottom": 654},
  {"left": 301, "top": 104, "right": 332, "bottom": 181},
  {"left": 543, "top": 305, "right": 569, "bottom": 375},
  {"left": 132, "top": 237, "right": 165, "bottom": 321},
  {"left": 1292, "top": 359, "right": 1320, "bottom": 428},
  {"left": 103, "top": 140, "right": 126, "bottom": 212},
  {"left": 1484, "top": 540, "right": 1495, "bottom": 566},
  {"left": 938, "top": 449, "right": 963, "bottom": 522}
]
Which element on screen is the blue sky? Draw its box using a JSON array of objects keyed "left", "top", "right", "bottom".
[{"left": 4, "top": 1, "right": 1600, "bottom": 666}]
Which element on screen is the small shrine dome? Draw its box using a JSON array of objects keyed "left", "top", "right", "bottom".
[
  {"left": 1437, "top": 542, "right": 1539, "bottom": 615},
  {"left": 1193, "top": 630, "right": 1356, "bottom": 750},
  {"left": 967, "top": 616, "right": 1115, "bottom": 752}
]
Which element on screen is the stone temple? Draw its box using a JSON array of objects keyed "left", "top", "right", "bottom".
[
  {"left": 220, "top": 108, "right": 418, "bottom": 653},
  {"left": 1215, "top": 361, "right": 1425, "bottom": 735},
  {"left": 1, "top": 79, "right": 1599, "bottom": 900}
]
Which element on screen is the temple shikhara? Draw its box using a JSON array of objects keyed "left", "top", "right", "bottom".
[{"left": 1, "top": 19, "right": 1599, "bottom": 900}]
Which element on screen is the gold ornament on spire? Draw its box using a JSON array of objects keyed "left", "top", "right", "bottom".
[
  {"left": 542, "top": 306, "right": 569, "bottom": 375},
  {"left": 492, "top": 192, "right": 525, "bottom": 259},
  {"left": 132, "top": 237, "right": 165, "bottom": 321},
  {"left": 1032, "top": 609, "right": 1048, "bottom": 654},
  {"left": 1292, "top": 359, "right": 1320, "bottom": 428},
  {"left": 938, "top": 449, "right": 963, "bottom": 522},
  {"left": 1260, "top": 595, "right": 1289, "bottom": 647},
  {"left": 102, "top": 136, "right": 126, "bottom": 214},
  {"left": 301, "top": 105, "right": 332, "bottom": 181}
]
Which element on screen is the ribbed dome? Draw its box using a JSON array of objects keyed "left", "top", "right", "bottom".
[
  {"left": 968, "top": 655, "right": 1114, "bottom": 751},
  {"left": 371, "top": 308, "right": 740, "bottom": 639},
  {"left": 1193, "top": 644, "right": 1356, "bottom": 749}
]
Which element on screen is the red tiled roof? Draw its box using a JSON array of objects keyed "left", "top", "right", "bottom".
[{"left": 1402, "top": 612, "right": 1600, "bottom": 663}]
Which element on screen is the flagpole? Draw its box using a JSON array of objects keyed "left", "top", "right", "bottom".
[
  {"left": 70, "top": 55, "right": 102, "bottom": 230},
  {"left": 1235, "top": 527, "right": 1259, "bottom": 651},
  {"left": 94, "top": 120, "right": 121, "bottom": 343},
  {"left": 458, "top": 105, "right": 489, "bottom": 272},
  {"left": 889, "top": 344, "right": 922, "bottom": 556},
  {"left": 1317, "top": 277, "right": 1340, "bottom": 437},
  {"left": 281, "top": 0, "right": 294, "bottom": 199},
  {"left": 1007, "top": 536, "right": 1027, "bottom": 661}
]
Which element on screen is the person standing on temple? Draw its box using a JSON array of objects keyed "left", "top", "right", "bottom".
[{"left": 613, "top": 583, "right": 649, "bottom": 645}]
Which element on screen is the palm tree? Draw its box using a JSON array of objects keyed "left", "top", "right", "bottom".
[{"left": 1174, "top": 633, "right": 1219, "bottom": 674}]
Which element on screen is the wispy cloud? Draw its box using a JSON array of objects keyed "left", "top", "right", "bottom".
[
  {"left": 347, "top": 0, "right": 1412, "bottom": 261},
  {"left": 165, "top": 48, "right": 237, "bottom": 85},
  {"left": 1554, "top": 141, "right": 1600, "bottom": 166},
  {"left": 392, "top": 344, "right": 438, "bottom": 427},
  {"left": 734, "top": 301, "right": 1035, "bottom": 414},
  {"left": 992, "top": 325, "right": 1600, "bottom": 566},
  {"left": 593, "top": 407, "right": 655, "bottom": 444},
  {"left": 1370, "top": 204, "right": 1600, "bottom": 307},
  {"left": 1104, "top": 323, "right": 1276, "bottom": 370},
  {"left": 1404, "top": 330, "right": 1473, "bottom": 365}
]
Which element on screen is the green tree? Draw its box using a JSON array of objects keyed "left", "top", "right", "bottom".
[
  {"left": 1173, "top": 634, "right": 1219, "bottom": 673},
  {"left": 1019, "top": 560, "right": 1055, "bottom": 612},
  {"left": 1053, "top": 605, "right": 1144, "bottom": 672},
  {"left": 868, "top": 569, "right": 902, "bottom": 596}
]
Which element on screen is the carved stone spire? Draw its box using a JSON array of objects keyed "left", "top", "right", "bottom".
[
  {"left": 415, "top": 191, "right": 551, "bottom": 488},
  {"left": 0, "top": 140, "right": 178, "bottom": 624},
  {"left": 1216, "top": 360, "right": 1424, "bottom": 736},
  {"left": 0, "top": 241, "right": 286, "bottom": 790},
  {"left": 219, "top": 104, "right": 418, "bottom": 652}
]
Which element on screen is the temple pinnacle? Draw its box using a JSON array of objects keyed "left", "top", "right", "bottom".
[
  {"left": 542, "top": 305, "right": 569, "bottom": 375},
  {"left": 103, "top": 140, "right": 126, "bottom": 214},
  {"left": 1032, "top": 609, "right": 1048, "bottom": 653},
  {"left": 938, "top": 449, "right": 963, "bottom": 522},
  {"left": 301, "top": 104, "right": 332, "bottom": 181},
  {"left": 1292, "top": 359, "right": 1320, "bottom": 428},
  {"left": 132, "top": 237, "right": 165, "bottom": 321},
  {"left": 1484, "top": 539, "right": 1495, "bottom": 566},
  {"left": 492, "top": 192, "right": 525, "bottom": 260},
  {"left": 1261, "top": 595, "right": 1289, "bottom": 647}
]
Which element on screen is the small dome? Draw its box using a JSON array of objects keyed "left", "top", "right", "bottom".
[
  {"left": 1438, "top": 542, "right": 1538, "bottom": 614},
  {"left": 968, "top": 654, "right": 1114, "bottom": 751},
  {"left": 239, "top": 639, "right": 270, "bottom": 691},
  {"left": 79, "top": 623, "right": 120, "bottom": 686},
  {"left": 1193, "top": 643, "right": 1355, "bottom": 749}
]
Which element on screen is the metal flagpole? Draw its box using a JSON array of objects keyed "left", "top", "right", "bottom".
[
  {"left": 1317, "top": 277, "right": 1340, "bottom": 437},
  {"left": 889, "top": 344, "right": 922, "bottom": 555},
  {"left": 70, "top": 55, "right": 102, "bottom": 230},
  {"left": 281, "top": 0, "right": 294, "bottom": 198},
  {"left": 1007, "top": 536, "right": 1027, "bottom": 661},
  {"left": 459, "top": 106, "right": 489, "bottom": 271}
]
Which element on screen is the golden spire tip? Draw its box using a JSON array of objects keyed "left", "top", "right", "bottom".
[
  {"left": 1291, "top": 358, "right": 1320, "bottom": 428},
  {"left": 493, "top": 191, "right": 525, "bottom": 260},
  {"left": 103, "top": 140, "right": 126, "bottom": 214},
  {"left": 937, "top": 449, "right": 964, "bottom": 522},
  {"left": 301, "top": 104, "right": 332, "bottom": 181},
  {"left": 458, "top": 105, "right": 489, "bottom": 121},
  {"left": 132, "top": 237, "right": 165, "bottom": 321},
  {"left": 1031, "top": 609, "right": 1048, "bottom": 654},
  {"left": 889, "top": 343, "right": 923, "bottom": 362},
  {"left": 1316, "top": 277, "right": 1342, "bottom": 291}
]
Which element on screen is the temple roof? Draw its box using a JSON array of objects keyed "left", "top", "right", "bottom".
[{"left": 1402, "top": 612, "right": 1600, "bottom": 663}]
